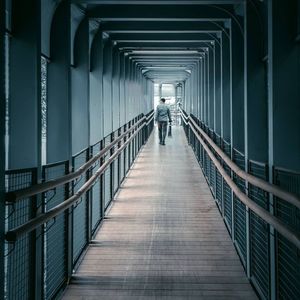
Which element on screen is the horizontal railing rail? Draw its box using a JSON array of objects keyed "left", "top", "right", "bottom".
[
  {"left": 5, "top": 113, "right": 154, "bottom": 242},
  {"left": 5, "top": 113, "right": 153, "bottom": 204},
  {"left": 179, "top": 108, "right": 300, "bottom": 249}
]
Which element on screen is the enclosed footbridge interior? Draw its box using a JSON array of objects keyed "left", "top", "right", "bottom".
[{"left": 0, "top": 1, "right": 300, "bottom": 299}]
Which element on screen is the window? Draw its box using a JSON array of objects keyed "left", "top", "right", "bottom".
[
  {"left": 41, "top": 56, "right": 47, "bottom": 165},
  {"left": 5, "top": 33, "right": 9, "bottom": 170}
]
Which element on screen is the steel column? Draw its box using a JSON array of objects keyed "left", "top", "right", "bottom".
[
  {"left": 0, "top": 0, "right": 5, "bottom": 297},
  {"left": 47, "top": 1, "right": 72, "bottom": 164},
  {"left": 90, "top": 27, "right": 104, "bottom": 145}
]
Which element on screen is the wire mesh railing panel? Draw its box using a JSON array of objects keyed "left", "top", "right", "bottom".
[
  {"left": 91, "top": 142, "right": 101, "bottom": 232},
  {"left": 131, "top": 137, "right": 135, "bottom": 166},
  {"left": 72, "top": 149, "right": 88, "bottom": 263},
  {"left": 134, "top": 133, "right": 137, "bottom": 158},
  {"left": 5, "top": 168, "right": 37, "bottom": 300},
  {"left": 5, "top": 234, "right": 32, "bottom": 300},
  {"left": 139, "top": 128, "right": 143, "bottom": 151},
  {"left": 250, "top": 211, "right": 270, "bottom": 300},
  {"left": 248, "top": 160, "right": 270, "bottom": 299},
  {"left": 111, "top": 131, "right": 119, "bottom": 195},
  {"left": 203, "top": 124, "right": 208, "bottom": 135},
  {"left": 114, "top": 159, "right": 119, "bottom": 194},
  {"left": 231, "top": 149, "right": 247, "bottom": 267},
  {"left": 196, "top": 138, "right": 200, "bottom": 163},
  {"left": 274, "top": 168, "right": 300, "bottom": 300},
  {"left": 120, "top": 150, "right": 125, "bottom": 182},
  {"left": 223, "top": 181, "right": 232, "bottom": 233},
  {"left": 233, "top": 148, "right": 245, "bottom": 170},
  {"left": 131, "top": 125, "right": 135, "bottom": 158},
  {"left": 190, "top": 126, "right": 195, "bottom": 152},
  {"left": 233, "top": 148, "right": 246, "bottom": 192},
  {"left": 73, "top": 202, "right": 87, "bottom": 263},
  {"left": 276, "top": 237, "right": 300, "bottom": 300},
  {"left": 216, "top": 169, "right": 222, "bottom": 209},
  {"left": 215, "top": 133, "right": 222, "bottom": 148},
  {"left": 233, "top": 195, "right": 247, "bottom": 266},
  {"left": 204, "top": 152, "right": 210, "bottom": 178},
  {"left": 134, "top": 121, "right": 139, "bottom": 155},
  {"left": 249, "top": 184, "right": 269, "bottom": 209},
  {"left": 208, "top": 128, "right": 214, "bottom": 141},
  {"left": 209, "top": 159, "right": 216, "bottom": 196},
  {"left": 103, "top": 136, "right": 112, "bottom": 210},
  {"left": 42, "top": 161, "right": 68, "bottom": 299},
  {"left": 126, "top": 124, "right": 132, "bottom": 169},
  {"left": 222, "top": 139, "right": 231, "bottom": 158},
  {"left": 190, "top": 130, "right": 194, "bottom": 150},
  {"left": 193, "top": 130, "right": 197, "bottom": 151},
  {"left": 128, "top": 141, "right": 132, "bottom": 169},
  {"left": 199, "top": 144, "right": 204, "bottom": 167},
  {"left": 137, "top": 130, "right": 141, "bottom": 152},
  {"left": 125, "top": 145, "right": 129, "bottom": 174}
]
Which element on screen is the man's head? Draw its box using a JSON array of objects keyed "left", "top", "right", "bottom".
[{"left": 161, "top": 98, "right": 166, "bottom": 103}]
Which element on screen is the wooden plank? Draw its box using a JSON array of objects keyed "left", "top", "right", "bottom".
[{"left": 62, "top": 127, "right": 257, "bottom": 300}]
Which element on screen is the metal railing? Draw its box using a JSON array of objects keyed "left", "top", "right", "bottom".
[
  {"left": 4, "top": 110, "right": 154, "bottom": 300},
  {"left": 180, "top": 108, "right": 300, "bottom": 300},
  {"left": 181, "top": 110, "right": 300, "bottom": 209}
]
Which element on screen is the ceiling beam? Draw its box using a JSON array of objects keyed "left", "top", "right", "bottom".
[
  {"left": 86, "top": 4, "right": 237, "bottom": 19},
  {"left": 99, "top": 20, "right": 227, "bottom": 32},
  {"left": 73, "top": 0, "right": 243, "bottom": 4}
]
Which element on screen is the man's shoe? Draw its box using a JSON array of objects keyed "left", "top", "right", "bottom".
[{"left": 162, "top": 142, "right": 166, "bottom": 146}]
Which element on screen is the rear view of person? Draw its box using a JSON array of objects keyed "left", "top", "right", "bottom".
[{"left": 155, "top": 98, "right": 172, "bottom": 145}]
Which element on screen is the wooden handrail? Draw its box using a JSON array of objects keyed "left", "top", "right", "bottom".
[
  {"left": 5, "top": 115, "right": 153, "bottom": 242},
  {"left": 188, "top": 123, "right": 300, "bottom": 249},
  {"left": 179, "top": 108, "right": 300, "bottom": 210}
]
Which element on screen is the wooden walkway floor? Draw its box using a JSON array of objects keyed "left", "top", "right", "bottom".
[{"left": 62, "top": 127, "right": 257, "bottom": 300}]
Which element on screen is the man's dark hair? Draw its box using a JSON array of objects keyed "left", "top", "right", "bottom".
[{"left": 161, "top": 98, "right": 166, "bottom": 103}]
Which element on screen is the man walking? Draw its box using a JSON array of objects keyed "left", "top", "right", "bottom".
[{"left": 155, "top": 98, "right": 172, "bottom": 145}]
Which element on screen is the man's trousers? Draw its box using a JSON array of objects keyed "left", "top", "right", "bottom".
[{"left": 158, "top": 121, "right": 168, "bottom": 144}]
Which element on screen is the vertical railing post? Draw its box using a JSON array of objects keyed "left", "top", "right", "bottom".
[
  {"left": 32, "top": 169, "right": 43, "bottom": 300},
  {"left": 65, "top": 160, "right": 73, "bottom": 282},
  {"left": 146, "top": 113, "right": 149, "bottom": 143},
  {"left": 117, "top": 127, "right": 122, "bottom": 189},
  {"left": 123, "top": 124, "right": 127, "bottom": 176},
  {"left": 141, "top": 114, "right": 144, "bottom": 149},
  {"left": 100, "top": 140, "right": 105, "bottom": 219},
  {"left": 134, "top": 117, "right": 137, "bottom": 159},
  {"left": 132, "top": 118, "right": 135, "bottom": 160},
  {"left": 138, "top": 116, "right": 140, "bottom": 150},
  {"left": 144, "top": 113, "right": 147, "bottom": 142},
  {"left": 40, "top": 168, "right": 46, "bottom": 299},
  {"left": 221, "top": 139, "right": 225, "bottom": 218},
  {"left": 86, "top": 146, "right": 92, "bottom": 243},
  {"left": 128, "top": 121, "right": 131, "bottom": 168},
  {"left": 188, "top": 117, "right": 191, "bottom": 145},
  {"left": 110, "top": 132, "right": 114, "bottom": 203}
]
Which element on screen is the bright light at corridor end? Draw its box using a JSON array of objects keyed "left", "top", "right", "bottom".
[{"left": 130, "top": 50, "right": 200, "bottom": 54}]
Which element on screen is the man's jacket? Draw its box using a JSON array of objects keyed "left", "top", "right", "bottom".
[{"left": 155, "top": 104, "right": 172, "bottom": 122}]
